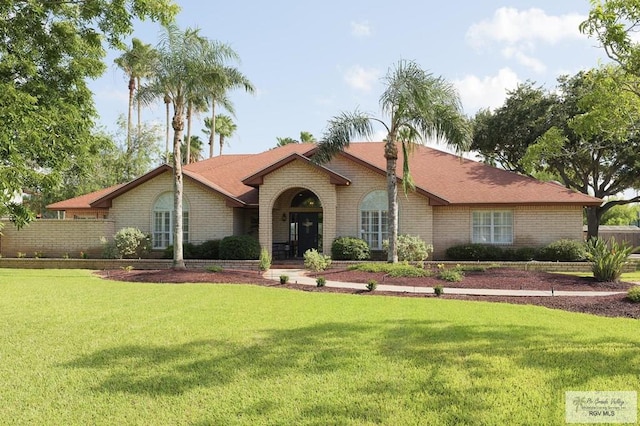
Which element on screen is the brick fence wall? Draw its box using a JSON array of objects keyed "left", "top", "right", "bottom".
[{"left": 0, "top": 219, "right": 115, "bottom": 258}]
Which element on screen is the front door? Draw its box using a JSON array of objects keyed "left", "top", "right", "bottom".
[{"left": 296, "top": 212, "right": 318, "bottom": 257}]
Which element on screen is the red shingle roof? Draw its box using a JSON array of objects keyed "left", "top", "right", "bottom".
[{"left": 47, "top": 142, "right": 602, "bottom": 210}]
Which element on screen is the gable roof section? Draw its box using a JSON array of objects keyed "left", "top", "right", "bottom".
[
  {"left": 242, "top": 152, "right": 351, "bottom": 187},
  {"left": 48, "top": 142, "right": 602, "bottom": 211},
  {"left": 47, "top": 183, "right": 126, "bottom": 210},
  {"left": 338, "top": 142, "right": 602, "bottom": 206}
]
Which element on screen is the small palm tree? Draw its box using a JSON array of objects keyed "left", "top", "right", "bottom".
[
  {"left": 300, "top": 131, "right": 316, "bottom": 142},
  {"left": 314, "top": 60, "right": 471, "bottom": 262},
  {"left": 215, "top": 114, "right": 237, "bottom": 155}
]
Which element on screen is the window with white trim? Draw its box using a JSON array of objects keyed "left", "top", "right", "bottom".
[
  {"left": 360, "top": 190, "right": 388, "bottom": 250},
  {"left": 472, "top": 211, "right": 513, "bottom": 244},
  {"left": 152, "top": 193, "right": 189, "bottom": 249}
]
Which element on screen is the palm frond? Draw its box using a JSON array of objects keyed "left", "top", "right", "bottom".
[{"left": 313, "top": 111, "right": 375, "bottom": 164}]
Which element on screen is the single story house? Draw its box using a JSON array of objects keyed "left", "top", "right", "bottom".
[{"left": 47, "top": 142, "right": 602, "bottom": 259}]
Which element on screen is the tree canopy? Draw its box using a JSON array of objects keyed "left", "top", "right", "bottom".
[
  {"left": 0, "top": 0, "right": 178, "bottom": 228},
  {"left": 472, "top": 65, "right": 640, "bottom": 238}
]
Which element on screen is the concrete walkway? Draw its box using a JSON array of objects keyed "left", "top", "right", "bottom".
[{"left": 264, "top": 268, "right": 629, "bottom": 297}]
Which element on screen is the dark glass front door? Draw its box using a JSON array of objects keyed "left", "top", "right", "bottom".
[{"left": 296, "top": 212, "right": 318, "bottom": 257}]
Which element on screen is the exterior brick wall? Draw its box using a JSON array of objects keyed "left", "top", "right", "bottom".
[
  {"left": 109, "top": 171, "right": 235, "bottom": 246},
  {"left": 0, "top": 219, "right": 115, "bottom": 258},
  {"left": 432, "top": 205, "right": 585, "bottom": 259}
]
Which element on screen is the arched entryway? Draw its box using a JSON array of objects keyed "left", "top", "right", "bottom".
[{"left": 272, "top": 188, "right": 323, "bottom": 258}]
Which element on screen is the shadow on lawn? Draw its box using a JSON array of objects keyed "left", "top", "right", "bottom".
[{"left": 63, "top": 319, "right": 640, "bottom": 424}]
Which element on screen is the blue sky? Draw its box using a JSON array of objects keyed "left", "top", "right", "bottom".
[{"left": 90, "top": 0, "right": 609, "bottom": 155}]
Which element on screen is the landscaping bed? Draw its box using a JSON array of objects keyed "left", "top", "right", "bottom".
[{"left": 98, "top": 267, "right": 640, "bottom": 320}]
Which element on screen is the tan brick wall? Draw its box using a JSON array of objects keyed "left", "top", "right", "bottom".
[
  {"left": 0, "top": 219, "right": 115, "bottom": 258},
  {"left": 259, "top": 161, "right": 337, "bottom": 255},
  {"left": 329, "top": 156, "right": 433, "bottom": 245},
  {"left": 109, "top": 171, "right": 235, "bottom": 245},
  {"left": 432, "top": 205, "right": 585, "bottom": 259}
]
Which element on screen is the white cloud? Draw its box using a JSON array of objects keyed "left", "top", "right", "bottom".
[
  {"left": 351, "top": 20, "right": 372, "bottom": 38},
  {"left": 502, "top": 46, "right": 547, "bottom": 73},
  {"left": 343, "top": 65, "right": 380, "bottom": 92},
  {"left": 454, "top": 67, "right": 521, "bottom": 113},
  {"left": 467, "top": 7, "right": 586, "bottom": 47},
  {"left": 466, "top": 7, "right": 586, "bottom": 73}
]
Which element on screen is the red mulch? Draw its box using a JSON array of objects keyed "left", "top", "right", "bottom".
[{"left": 96, "top": 267, "right": 640, "bottom": 320}]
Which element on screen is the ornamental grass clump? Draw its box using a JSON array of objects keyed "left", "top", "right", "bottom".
[
  {"left": 585, "top": 237, "right": 635, "bottom": 282},
  {"left": 258, "top": 248, "right": 272, "bottom": 272}
]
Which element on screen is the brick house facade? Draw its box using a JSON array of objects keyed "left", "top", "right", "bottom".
[{"left": 41, "top": 142, "right": 601, "bottom": 260}]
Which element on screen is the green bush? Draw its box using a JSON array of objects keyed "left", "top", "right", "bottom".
[
  {"left": 279, "top": 275, "right": 289, "bottom": 284},
  {"left": 536, "top": 239, "right": 586, "bottom": 262},
  {"left": 627, "top": 286, "right": 640, "bottom": 303},
  {"left": 258, "top": 248, "right": 272, "bottom": 271},
  {"left": 586, "top": 237, "right": 634, "bottom": 282},
  {"left": 219, "top": 235, "right": 261, "bottom": 260},
  {"left": 384, "top": 234, "right": 433, "bottom": 262},
  {"left": 316, "top": 277, "right": 326, "bottom": 287},
  {"left": 445, "top": 244, "right": 504, "bottom": 261},
  {"left": 304, "top": 249, "right": 332, "bottom": 272},
  {"left": 205, "top": 265, "right": 223, "bottom": 273},
  {"left": 513, "top": 247, "right": 539, "bottom": 261},
  {"left": 366, "top": 279, "right": 377, "bottom": 291},
  {"left": 348, "top": 262, "right": 429, "bottom": 277},
  {"left": 438, "top": 267, "right": 464, "bottom": 282},
  {"left": 197, "top": 240, "right": 220, "bottom": 259},
  {"left": 113, "top": 227, "right": 150, "bottom": 259},
  {"left": 331, "top": 237, "right": 370, "bottom": 260},
  {"left": 434, "top": 285, "right": 444, "bottom": 296}
]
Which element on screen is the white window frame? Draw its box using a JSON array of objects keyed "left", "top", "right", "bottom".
[
  {"left": 360, "top": 190, "right": 388, "bottom": 250},
  {"left": 152, "top": 193, "right": 189, "bottom": 249},
  {"left": 472, "top": 210, "right": 513, "bottom": 244}
]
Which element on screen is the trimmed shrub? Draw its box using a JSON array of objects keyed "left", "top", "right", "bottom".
[
  {"left": 384, "top": 234, "right": 433, "bottom": 262},
  {"left": 258, "top": 248, "right": 272, "bottom": 271},
  {"left": 536, "top": 239, "right": 586, "bottom": 262},
  {"left": 304, "top": 249, "right": 332, "bottom": 272},
  {"left": 279, "top": 275, "right": 289, "bottom": 284},
  {"left": 445, "top": 244, "right": 504, "bottom": 261},
  {"left": 198, "top": 240, "right": 220, "bottom": 259},
  {"left": 586, "top": 237, "right": 634, "bottom": 282},
  {"left": 513, "top": 247, "right": 539, "bottom": 261},
  {"left": 627, "top": 286, "right": 640, "bottom": 303},
  {"left": 316, "top": 277, "right": 326, "bottom": 287},
  {"left": 434, "top": 285, "right": 444, "bottom": 296},
  {"left": 219, "top": 235, "right": 261, "bottom": 260},
  {"left": 113, "top": 227, "right": 150, "bottom": 259},
  {"left": 331, "top": 237, "right": 370, "bottom": 260}
]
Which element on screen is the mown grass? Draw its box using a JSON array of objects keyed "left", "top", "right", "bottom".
[{"left": 1, "top": 269, "right": 639, "bottom": 425}]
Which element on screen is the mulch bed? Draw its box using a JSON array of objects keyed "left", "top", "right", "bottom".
[{"left": 96, "top": 267, "right": 640, "bottom": 320}]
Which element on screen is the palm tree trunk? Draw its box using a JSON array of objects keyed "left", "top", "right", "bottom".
[
  {"left": 136, "top": 76, "right": 142, "bottom": 140},
  {"left": 171, "top": 106, "right": 186, "bottom": 271},
  {"left": 185, "top": 101, "right": 193, "bottom": 164},
  {"left": 385, "top": 140, "right": 399, "bottom": 263},
  {"left": 219, "top": 134, "right": 224, "bottom": 155},
  {"left": 164, "top": 94, "right": 171, "bottom": 163},
  {"left": 126, "top": 76, "right": 135, "bottom": 153},
  {"left": 208, "top": 103, "right": 216, "bottom": 158}
]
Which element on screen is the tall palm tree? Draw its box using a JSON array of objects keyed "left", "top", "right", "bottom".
[
  {"left": 203, "top": 64, "right": 255, "bottom": 158},
  {"left": 182, "top": 135, "right": 204, "bottom": 164},
  {"left": 185, "top": 96, "right": 207, "bottom": 164},
  {"left": 314, "top": 60, "right": 471, "bottom": 262},
  {"left": 139, "top": 24, "right": 218, "bottom": 270},
  {"left": 300, "top": 131, "right": 316, "bottom": 142},
  {"left": 114, "top": 38, "right": 156, "bottom": 151},
  {"left": 215, "top": 114, "right": 237, "bottom": 155}
]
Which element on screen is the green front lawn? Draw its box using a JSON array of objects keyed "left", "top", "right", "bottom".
[{"left": 1, "top": 269, "right": 638, "bottom": 425}]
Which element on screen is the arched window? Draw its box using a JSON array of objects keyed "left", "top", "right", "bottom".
[
  {"left": 360, "top": 190, "right": 388, "bottom": 250},
  {"left": 152, "top": 193, "right": 189, "bottom": 249},
  {"left": 291, "top": 190, "right": 321, "bottom": 208}
]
